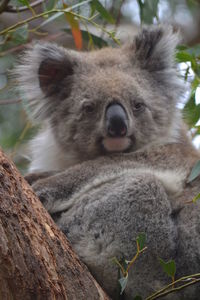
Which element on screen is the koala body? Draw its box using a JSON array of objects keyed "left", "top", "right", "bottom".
[{"left": 16, "top": 26, "right": 200, "bottom": 299}]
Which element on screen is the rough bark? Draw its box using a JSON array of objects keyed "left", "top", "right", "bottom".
[{"left": 0, "top": 148, "right": 110, "bottom": 300}]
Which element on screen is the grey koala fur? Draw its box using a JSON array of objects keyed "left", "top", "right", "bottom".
[{"left": 16, "top": 26, "right": 200, "bottom": 299}]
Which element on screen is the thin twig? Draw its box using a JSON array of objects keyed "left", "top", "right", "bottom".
[
  {"left": 126, "top": 245, "right": 147, "bottom": 274},
  {"left": 79, "top": 12, "right": 120, "bottom": 45},
  {"left": 112, "top": 257, "right": 126, "bottom": 277},
  {"left": 126, "top": 252, "right": 138, "bottom": 275},
  {"left": 146, "top": 273, "right": 200, "bottom": 300},
  {"left": 6, "top": 0, "right": 44, "bottom": 12},
  {"left": 147, "top": 278, "right": 200, "bottom": 300},
  {"left": 0, "top": 0, "right": 91, "bottom": 35}
]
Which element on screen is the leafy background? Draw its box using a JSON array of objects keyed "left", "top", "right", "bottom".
[{"left": 0, "top": 0, "right": 200, "bottom": 174}]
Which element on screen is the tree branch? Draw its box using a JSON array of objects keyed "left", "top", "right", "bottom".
[{"left": 0, "top": 148, "right": 110, "bottom": 299}]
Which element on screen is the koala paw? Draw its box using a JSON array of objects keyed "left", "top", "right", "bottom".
[
  {"left": 25, "top": 171, "right": 55, "bottom": 185},
  {"left": 32, "top": 180, "right": 56, "bottom": 211}
]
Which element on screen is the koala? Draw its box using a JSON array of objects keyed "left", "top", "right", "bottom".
[{"left": 16, "top": 26, "right": 200, "bottom": 299}]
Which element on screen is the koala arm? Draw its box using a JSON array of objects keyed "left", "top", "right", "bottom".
[
  {"left": 31, "top": 142, "right": 200, "bottom": 215},
  {"left": 31, "top": 161, "right": 104, "bottom": 214}
]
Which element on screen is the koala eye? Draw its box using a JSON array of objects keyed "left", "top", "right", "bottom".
[
  {"left": 82, "top": 102, "right": 95, "bottom": 114},
  {"left": 133, "top": 102, "right": 145, "bottom": 112}
]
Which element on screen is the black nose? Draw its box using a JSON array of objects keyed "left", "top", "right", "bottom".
[{"left": 106, "top": 103, "right": 128, "bottom": 137}]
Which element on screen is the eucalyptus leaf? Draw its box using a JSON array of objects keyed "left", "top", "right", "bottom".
[
  {"left": 119, "top": 275, "right": 128, "bottom": 295},
  {"left": 133, "top": 296, "right": 143, "bottom": 300},
  {"left": 18, "top": 0, "right": 29, "bottom": 6},
  {"left": 159, "top": 258, "right": 176, "bottom": 278},
  {"left": 137, "top": 0, "right": 159, "bottom": 24},
  {"left": 176, "top": 45, "right": 188, "bottom": 51},
  {"left": 192, "top": 192, "right": 200, "bottom": 203},
  {"left": 176, "top": 51, "right": 194, "bottom": 63},
  {"left": 11, "top": 25, "right": 28, "bottom": 44},
  {"left": 183, "top": 92, "right": 200, "bottom": 127},
  {"left": 187, "top": 160, "right": 200, "bottom": 183},
  {"left": 90, "top": 1, "right": 96, "bottom": 17},
  {"left": 82, "top": 30, "right": 108, "bottom": 48},
  {"left": 191, "top": 77, "right": 200, "bottom": 91},
  {"left": 136, "top": 233, "right": 146, "bottom": 251},
  {"left": 92, "top": 0, "right": 115, "bottom": 24},
  {"left": 40, "top": 12, "right": 63, "bottom": 28}
]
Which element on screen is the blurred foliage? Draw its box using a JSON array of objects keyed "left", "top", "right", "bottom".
[{"left": 0, "top": 0, "right": 200, "bottom": 173}]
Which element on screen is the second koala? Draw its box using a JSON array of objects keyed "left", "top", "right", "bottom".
[{"left": 16, "top": 26, "right": 200, "bottom": 299}]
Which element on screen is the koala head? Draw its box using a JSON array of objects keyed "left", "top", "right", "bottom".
[{"left": 16, "top": 26, "right": 183, "bottom": 165}]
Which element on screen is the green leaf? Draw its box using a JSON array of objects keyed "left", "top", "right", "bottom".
[
  {"left": 192, "top": 192, "right": 200, "bottom": 203},
  {"left": 176, "top": 45, "right": 188, "bottom": 51},
  {"left": 136, "top": 233, "right": 146, "bottom": 251},
  {"left": 187, "top": 160, "right": 200, "bottom": 183},
  {"left": 195, "top": 67, "right": 200, "bottom": 77},
  {"left": 119, "top": 275, "right": 128, "bottom": 295},
  {"left": 82, "top": 31, "right": 108, "bottom": 48},
  {"left": 159, "top": 258, "right": 176, "bottom": 278},
  {"left": 90, "top": 1, "right": 96, "bottom": 17},
  {"left": 92, "top": 0, "right": 115, "bottom": 24},
  {"left": 183, "top": 92, "right": 200, "bottom": 127},
  {"left": 177, "top": 44, "right": 200, "bottom": 58},
  {"left": 191, "top": 77, "right": 200, "bottom": 91},
  {"left": 133, "top": 296, "right": 143, "bottom": 300},
  {"left": 18, "top": 0, "right": 29, "bottom": 6},
  {"left": 0, "top": 74, "right": 7, "bottom": 90},
  {"left": 137, "top": 0, "right": 159, "bottom": 24},
  {"left": 191, "top": 59, "right": 198, "bottom": 73},
  {"left": 11, "top": 25, "right": 28, "bottom": 44},
  {"left": 40, "top": 12, "right": 63, "bottom": 28},
  {"left": 176, "top": 51, "right": 194, "bottom": 63},
  {"left": 186, "top": 0, "right": 199, "bottom": 9}
]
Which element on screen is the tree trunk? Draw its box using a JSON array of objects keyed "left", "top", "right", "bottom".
[{"left": 0, "top": 148, "right": 110, "bottom": 300}]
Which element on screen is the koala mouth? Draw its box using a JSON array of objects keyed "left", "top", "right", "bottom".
[{"left": 102, "top": 137, "right": 131, "bottom": 153}]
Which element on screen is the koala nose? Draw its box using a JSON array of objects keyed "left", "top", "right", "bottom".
[{"left": 106, "top": 103, "right": 128, "bottom": 137}]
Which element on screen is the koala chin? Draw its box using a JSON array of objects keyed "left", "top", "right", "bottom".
[
  {"left": 102, "top": 137, "right": 131, "bottom": 152},
  {"left": 16, "top": 25, "right": 200, "bottom": 300}
]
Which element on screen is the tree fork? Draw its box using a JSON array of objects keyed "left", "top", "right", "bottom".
[{"left": 0, "top": 148, "right": 110, "bottom": 300}]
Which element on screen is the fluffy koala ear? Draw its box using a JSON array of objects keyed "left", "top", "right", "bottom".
[
  {"left": 131, "top": 26, "right": 179, "bottom": 72},
  {"left": 15, "top": 43, "right": 78, "bottom": 120}
]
